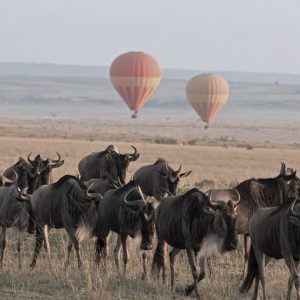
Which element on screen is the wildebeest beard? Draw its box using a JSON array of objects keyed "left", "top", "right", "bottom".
[{"left": 115, "top": 156, "right": 129, "bottom": 184}]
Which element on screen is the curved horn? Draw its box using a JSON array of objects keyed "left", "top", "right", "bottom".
[
  {"left": 127, "top": 145, "right": 139, "bottom": 162},
  {"left": 123, "top": 188, "right": 145, "bottom": 210},
  {"left": 27, "top": 153, "right": 34, "bottom": 164},
  {"left": 86, "top": 184, "right": 102, "bottom": 200},
  {"left": 130, "top": 145, "right": 137, "bottom": 156},
  {"left": 280, "top": 162, "right": 286, "bottom": 176},
  {"left": 11, "top": 169, "right": 18, "bottom": 183},
  {"left": 175, "top": 165, "right": 182, "bottom": 174},
  {"left": 207, "top": 190, "right": 224, "bottom": 209},
  {"left": 290, "top": 198, "right": 300, "bottom": 217},
  {"left": 233, "top": 189, "right": 241, "bottom": 207},
  {"left": 49, "top": 152, "right": 61, "bottom": 163},
  {"left": 1, "top": 169, "right": 18, "bottom": 185},
  {"left": 137, "top": 185, "right": 146, "bottom": 202},
  {"left": 107, "top": 145, "right": 119, "bottom": 155},
  {"left": 1, "top": 175, "right": 14, "bottom": 185}
]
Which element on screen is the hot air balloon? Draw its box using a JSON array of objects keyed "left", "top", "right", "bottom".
[
  {"left": 110, "top": 51, "right": 161, "bottom": 118},
  {"left": 185, "top": 73, "right": 230, "bottom": 128}
]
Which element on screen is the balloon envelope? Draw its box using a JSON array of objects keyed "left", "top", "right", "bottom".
[
  {"left": 110, "top": 51, "right": 161, "bottom": 117},
  {"left": 185, "top": 74, "right": 230, "bottom": 127}
]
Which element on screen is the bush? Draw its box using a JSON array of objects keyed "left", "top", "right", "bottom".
[
  {"left": 194, "top": 179, "right": 215, "bottom": 190},
  {"left": 154, "top": 137, "right": 178, "bottom": 145}
]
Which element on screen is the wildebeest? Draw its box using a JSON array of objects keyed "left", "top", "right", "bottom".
[
  {"left": 27, "top": 152, "right": 64, "bottom": 192},
  {"left": 78, "top": 145, "right": 139, "bottom": 183},
  {"left": 207, "top": 162, "right": 300, "bottom": 278},
  {"left": 94, "top": 180, "right": 155, "bottom": 275},
  {"left": 133, "top": 158, "right": 192, "bottom": 201},
  {"left": 29, "top": 175, "right": 102, "bottom": 269},
  {"left": 0, "top": 183, "right": 30, "bottom": 268},
  {"left": 240, "top": 198, "right": 300, "bottom": 300},
  {"left": 26, "top": 152, "right": 64, "bottom": 234},
  {"left": 151, "top": 188, "right": 240, "bottom": 299}
]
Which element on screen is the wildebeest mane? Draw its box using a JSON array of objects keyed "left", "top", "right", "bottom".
[
  {"left": 269, "top": 197, "right": 294, "bottom": 217},
  {"left": 167, "top": 189, "right": 211, "bottom": 240},
  {"left": 112, "top": 180, "right": 140, "bottom": 200},
  {"left": 51, "top": 175, "right": 87, "bottom": 190},
  {"left": 94, "top": 145, "right": 116, "bottom": 158},
  {"left": 264, "top": 198, "right": 300, "bottom": 257},
  {"left": 154, "top": 158, "right": 167, "bottom": 165},
  {"left": 11, "top": 157, "right": 27, "bottom": 167},
  {"left": 236, "top": 178, "right": 288, "bottom": 215}
]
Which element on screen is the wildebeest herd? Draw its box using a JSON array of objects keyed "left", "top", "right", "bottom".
[{"left": 1, "top": 145, "right": 300, "bottom": 300}]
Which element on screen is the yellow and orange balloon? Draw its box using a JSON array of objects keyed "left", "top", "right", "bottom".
[
  {"left": 186, "top": 74, "right": 230, "bottom": 128},
  {"left": 110, "top": 51, "right": 161, "bottom": 118}
]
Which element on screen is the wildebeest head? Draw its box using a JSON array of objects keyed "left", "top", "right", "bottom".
[
  {"left": 27, "top": 152, "right": 64, "bottom": 188},
  {"left": 206, "top": 190, "right": 240, "bottom": 252},
  {"left": 1, "top": 158, "right": 28, "bottom": 189},
  {"left": 121, "top": 182, "right": 155, "bottom": 250},
  {"left": 157, "top": 160, "right": 192, "bottom": 196},
  {"left": 107, "top": 145, "right": 139, "bottom": 184},
  {"left": 278, "top": 162, "right": 300, "bottom": 198}
]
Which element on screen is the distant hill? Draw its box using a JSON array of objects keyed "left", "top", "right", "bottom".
[{"left": 0, "top": 62, "right": 300, "bottom": 85}]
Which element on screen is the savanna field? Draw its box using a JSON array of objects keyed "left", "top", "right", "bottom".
[{"left": 0, "top": 124, "right": 300, "bottom": 300}]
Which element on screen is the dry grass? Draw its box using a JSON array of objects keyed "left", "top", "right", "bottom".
[{"left": 0, "top": 133, "right": 299, "bottom": 299}]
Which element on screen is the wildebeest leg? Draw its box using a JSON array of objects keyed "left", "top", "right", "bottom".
[
  {"left": 64, "top": 225, "right": 82, "bottom": 269},
  {"left": 206, "top": 256, "right": 214, "bottom": 279},
  {"left": 169, "top": 248, "right": 181, "bottom": 291},
  {"left": 186, "top": 248, "right": 200, "bottom": 299},
  {"left": 30, "top": 227, "right": 43, "bottom": 269},
  {"left": 151, "top": 239, "right": 167, "bottom": 282},
  {"left": 253, "top": 245, "right": 266, "bottom": 300},
  {"left": 114, "top": 235, "right": 121, "bottom": 271},
  {"left": 95, "top": 236, "right": 108, "bottom": 266},
  {"left": 252, "top": 274, "right": 260, "bottom": 300},
  {"left": 286, "top": 260, "right": 300, "bottom": 300},
  {"left": 141, "top": 252, "right": 147, "bottom": 280},
  {"left": 17, "top": 230, "right": 23, "bottom": 269},
  {"left": 0, "top": 226, "right": 7, "bottom": 269},
  {"left": 241, "top": 234, "right": 251, "bottom": 279},
  {"left": 186, "top": 256, "right": 207, "bottom": 295},
  {"left": 283, "top": 255, "right": 300, "bottom": 300},
  {"left": 120, "top": 233, "right": 128, "bottom": 275},
  {"left": 65, "top": 236, "right": 73, "bottom": 268},
  {"left": 40, "top": 225, "right": 52, "bottom": 267}
]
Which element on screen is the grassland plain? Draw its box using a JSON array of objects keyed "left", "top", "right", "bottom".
[{"left": 0, "top": 127, "right": 299, "bottom": 299}]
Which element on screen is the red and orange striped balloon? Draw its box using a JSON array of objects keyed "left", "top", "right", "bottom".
[
  {"left": 110, "top": 51, "right": 161, "bottom": 118},
  {"left": 185, "top": 74, "right": 230, "bottom": 128}
]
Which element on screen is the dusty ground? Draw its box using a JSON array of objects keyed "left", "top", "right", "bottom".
[{"left": 0, "top": 119, "right": 299, "bottom": 299}]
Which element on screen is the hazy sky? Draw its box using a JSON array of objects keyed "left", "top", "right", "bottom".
[{"left": 1, "top": 0, "right": 300, "bottom": 73}]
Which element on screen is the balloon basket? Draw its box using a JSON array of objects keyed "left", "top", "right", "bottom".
[{"left": 131, "top": 112, "right": 138, "bottom": 119}]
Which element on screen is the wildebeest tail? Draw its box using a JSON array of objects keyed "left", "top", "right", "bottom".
[
  {"left": 151, "top": 240, "right": 166, "bottom": 278},
  {"left": 240, "top": 244, "right": 258, "bottom": 293}
]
